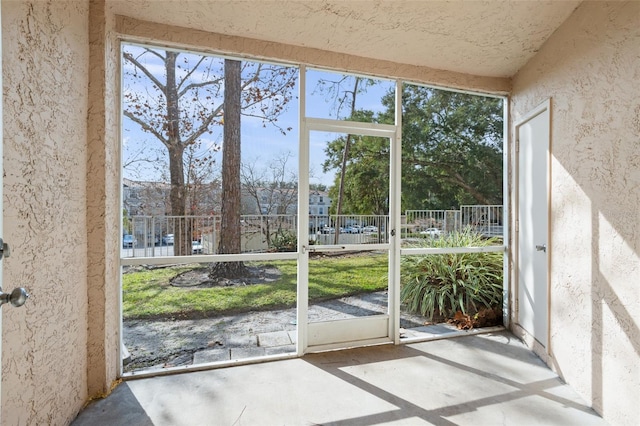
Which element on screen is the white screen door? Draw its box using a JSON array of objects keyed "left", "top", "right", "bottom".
[
  {"left": 516, "top": 100, "right": 550, "bottom": 348},
  {"left": 299, "top": 120, "right": 397, "bottom": 351}
]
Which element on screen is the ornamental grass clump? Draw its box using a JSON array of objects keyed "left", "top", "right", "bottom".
[{"left": 400, "top": 228, "right": 503, "bottom": 321}]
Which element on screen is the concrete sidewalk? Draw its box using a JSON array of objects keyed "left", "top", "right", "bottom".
[{"left": 73, "top": 331, "right": 606, "bottom": 425}]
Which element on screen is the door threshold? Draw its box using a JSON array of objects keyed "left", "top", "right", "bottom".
[
  {"left": 121, "top": 351, "right": 299, "bottom": 381},
  {"left": 400, "top": 325, "right": 505, "bottom": 344}
]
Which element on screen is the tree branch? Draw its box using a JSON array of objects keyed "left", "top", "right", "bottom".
[
  {"left": 178, "top": 79, "right": 223, "bottom": 98},
  {"left": 123, "top": 110, "right": 168, "bottom": 146},
  {"left": 441, "top": 169, "right": 491, "bottom": 205},
  {"left": 177, "top": 55, "right": 207, "bottom": 92},
  {"left": 122, "top": 148, "right": 160, "bottom": 170},
  {"left": 123, "top": 52, "right": 166, "bottom": 92},
  {"left": 143, "top": 48, "right": 166, "bottom": 62},
  {"left": 182, "top": 103, "right": 224, "bottom": 146}
]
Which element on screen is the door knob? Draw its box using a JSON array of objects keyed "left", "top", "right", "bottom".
[
  {"left": 0, "top": 287, "right": 30, "bottom": 308},
  {"left": 535, "top": 244, "right": 547, "bottom": 252}
]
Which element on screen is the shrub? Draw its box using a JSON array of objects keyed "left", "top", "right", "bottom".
[
  {"left": 400, "top": 228, "right": 503, "bottom": 321},
  {"left": 270, "top": 230, "right": 297, "bottom": 252}
]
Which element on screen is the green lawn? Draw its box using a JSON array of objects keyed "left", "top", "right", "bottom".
[{"left": 123, "top": 254, "right": 388, "bottom": 319}]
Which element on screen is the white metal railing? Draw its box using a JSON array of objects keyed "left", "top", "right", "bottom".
[
  {"left": 122, "top": 213, "right": 390, "bottom": 258},
  {"left": 404, "top": 205, "right": 503, "bottom": 239},
  {"left": 403, "top": 209, "right": 460, "bottom": 237},
  {"left": 122, "top": 207, "right": 502, "bottom": 258},
  {"left": 460, "top": 205, "right": 503, "bottom": 237},
  {"left": 309, "top": 214, "right": 389, "bottom": 245}
]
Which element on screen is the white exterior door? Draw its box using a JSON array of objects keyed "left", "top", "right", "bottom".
[
  {"left": 0, "top": 4, "right": 31, "bottom": 412},
  {"left": 516, "top": 100, "right": 550, "bottom": 348}
]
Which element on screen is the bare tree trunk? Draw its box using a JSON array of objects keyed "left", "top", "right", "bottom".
[
  {"left": 164, "top": 51, "right": 191, "bottom": 256},
  {"left": 333, "top": 78, "right": 360, "bottom": 244},
  {"left": 210, "top": 59, "right": 248, "bottom": 278},
  {"left": 124, "top": 47, "right": 297, "bottom": 258}
]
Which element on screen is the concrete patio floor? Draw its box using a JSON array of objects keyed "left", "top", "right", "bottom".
[{"left": 73, "top": 331, "right": 606, "bottom": 425}]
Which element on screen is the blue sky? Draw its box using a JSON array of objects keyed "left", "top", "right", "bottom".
[{"left": 121, "top": 44, "right": 394, "bottom": 188}]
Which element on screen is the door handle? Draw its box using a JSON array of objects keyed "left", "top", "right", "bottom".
[
  {"left": 0, "top": 287, "right": 30, "bottom": 308},
  {"left": 0, "top": 238, "right": 28, "bottom": 308},
  {"left": 535, "top": 244, "right": 547, "bottom": 253}
]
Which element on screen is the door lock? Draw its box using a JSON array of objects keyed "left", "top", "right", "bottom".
[
  {"left": 535, "top": 244, "right": 547, "bottom": 252},
  {"left": 0, "top": 238, "right": 9, "bottom": 260},
  {"left": 0, "top": 287, "right": 30, "bottom": 308}
]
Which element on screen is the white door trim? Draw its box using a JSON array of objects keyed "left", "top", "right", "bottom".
[
  {"left": 0, "top": 1, "right": 4, "bottom": 420},
  {"left": 514, "top": 98, "right": 551, "bottom": 351}
]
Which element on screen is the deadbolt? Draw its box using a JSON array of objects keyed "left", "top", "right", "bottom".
[{"left": 0, "top": 238, "right": 9, "bottom": 260}]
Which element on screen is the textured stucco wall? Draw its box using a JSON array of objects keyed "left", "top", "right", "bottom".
[
  {"left": 108, "top": 0, "right": 581, "bottom": 79},
  {"left": 86, "top": 0, "right": 120, "bottom": 398},
  {"left": 112, "top": 14, "right": 510, "bottom": 95},
  {"left": 0, "top": 1, "right": 632, "bottom": 424},
  {"left": 2, "top": 0, "right": 90, "bottom": 424},
  {"left": 511, "top": 2, "right": 640, "bottom": 424}
]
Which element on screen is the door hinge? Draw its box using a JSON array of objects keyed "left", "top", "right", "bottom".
[
  {"left": 515, "top": 220, "right": 519, "bottom": 232},
  {"left": 515, "top": 137, "right": 519, "bottom": 154},
  {"left": 0, "top": 238, "right": 10, "bottom": 260}
]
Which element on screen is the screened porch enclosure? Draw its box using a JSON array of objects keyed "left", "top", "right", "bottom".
[{"left": 120, "top": 43, "right": 506, "bottom": 374}]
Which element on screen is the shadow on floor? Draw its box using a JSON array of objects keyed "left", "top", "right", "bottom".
[
  {"left": 73, "top": 331, "right": 606, "bottom": 426},
  {"left": 72, "top": 383, "right": 153, "bottom": 426}
]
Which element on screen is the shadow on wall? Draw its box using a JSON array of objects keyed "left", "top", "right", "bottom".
[
  {"left": 589, "top": 206, "right": 640, "bottom": 414},
  {"left": 554, "top": 87, "right": 640, "bottom": 419},
  {"left": 513, "top": 3, "right": 640, "bottom": 421},
  {"left": 549, "top": 4, "right": 639, "bottom": 416}
]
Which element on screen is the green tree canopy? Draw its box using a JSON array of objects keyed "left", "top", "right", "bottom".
[
  {"left": 390, "top": 86, "right": 503, "bottom": 210},
  {"left": 322, "top": 86, "right": 503, "bottom": 214},
  {"left": 324, "top": 134, "right": 390, "bottom": 216},
  {"left": 321, "top": 110, "right": 388, "bottom": 216}
]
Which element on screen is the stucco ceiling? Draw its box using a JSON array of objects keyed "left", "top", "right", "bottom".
[{"left": 111, "top": 0, "right": 582, "bottom": 78}]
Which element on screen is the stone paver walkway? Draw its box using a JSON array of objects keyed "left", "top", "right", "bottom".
[{"left": 124, "top": 292, "right": 501, "bottom": 373}]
